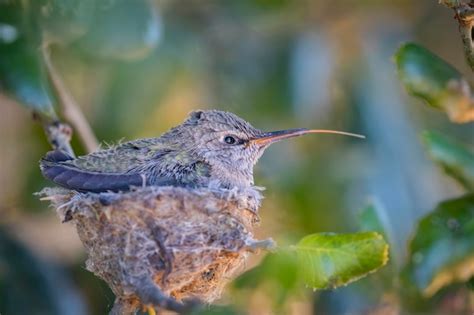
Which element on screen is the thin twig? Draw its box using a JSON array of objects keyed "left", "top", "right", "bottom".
[
  {"left": 33, "top": 112, "right": 76, "bottom": 157},
  {"left": 41, "top": 43, "right": 99, "bottom": 153},
  {"left": 0, "top": 93, "right": 76, "bottom": 156},
  {"left": 456, "top": 4, "right": 474, "bottom": 70},
  {"left": 440, "top": 0, "right": 474, "bottom": 71},
  {"left": 438, "top": 0, "right": 474, "bottom": 122}
]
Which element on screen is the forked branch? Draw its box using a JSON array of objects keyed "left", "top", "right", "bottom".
[{"left": 41, "top": 43, "right": 99, "bottom": 153}]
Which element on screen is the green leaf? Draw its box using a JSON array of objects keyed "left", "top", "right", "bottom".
[
  {"left": 0, "top": 0, "right": 41, "bottom": 43},
  {"left": 0, "top": 37, "right": 57, "bottom": 119},
  {"left": 395, "top": 43, "right": 462, "bottom": 103},
  {"left": 0, "top": 39, "right": 57, "bottom": 118},
  {"left": 38, "top": 0, "right": 96, "bottom": 44},
  {"left": 233, "top": 232, "right": 388, "bottom": 304},
  {"left": 422, "top": 131, "right": 474, "bottom": 192},
  {"left": 394, "top": 43, "right": 474, "bottom": 123},
  {"left": 38, "top": 0, "right": 160, "bottom": 59},
  {"left": 75, "top": 0, "right": 161, "bottom": 60},
  {"left": 358, "top": 200, "right": 393, "bottom": 240},
  {"left": 0, "top": 1, "right": 56, "bottom": 118},
  {"left": 404, "top": 194, "right": 474, "bottom": 296},
  {"left": 294, "top": 232, "right": 389, "bottom": 289}
]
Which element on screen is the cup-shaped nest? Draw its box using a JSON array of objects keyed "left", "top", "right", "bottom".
[{"left": 40, "top": 186, "right": 274, "bottom": 314}]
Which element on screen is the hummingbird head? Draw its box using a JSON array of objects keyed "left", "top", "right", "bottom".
[{"left": 164, "top": 110, "right": 364, "bottom": 188}]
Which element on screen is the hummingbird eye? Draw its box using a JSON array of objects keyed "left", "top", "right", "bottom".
[
  {"left": 223, "top": 135, "right": 246, "bottom": 145},
  {"left": 224, "top": 135, "right": 237, "bottom": 145}
]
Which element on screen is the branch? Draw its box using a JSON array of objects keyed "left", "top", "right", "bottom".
[
  {"left": 0, "top": 93, "right": 76, "bottom": 156},
  {"left": 41, "top": 43, "right": 99, "bottom": 153},
  {"left": 33, "top": 113, "right": 76, "bottom": 158},
  {"left": 440, "top": 0, "right": 474, "bottom": 71}
]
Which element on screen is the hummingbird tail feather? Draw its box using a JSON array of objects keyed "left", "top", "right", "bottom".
[
  {"left": 40, "top": 160, "right": 145, "bottom": 192},
  {"left": 43, "top": 149, "right": 75, "bottom": 162}
]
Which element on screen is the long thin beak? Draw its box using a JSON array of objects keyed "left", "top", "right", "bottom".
[{"left": 251, "top": 128, "right": 365, "bottom": 147}]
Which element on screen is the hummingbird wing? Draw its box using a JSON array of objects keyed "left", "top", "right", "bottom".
[
  {"left": 66, "top": 138, "right": 161, "bottom": 173},
  {"left": 40, "top": 139, "right": 178, "bottom": 192}
]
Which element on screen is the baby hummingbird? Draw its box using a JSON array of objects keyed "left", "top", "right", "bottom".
[{"left": 40, "top": 110, "right": 364, "bottom": 192}]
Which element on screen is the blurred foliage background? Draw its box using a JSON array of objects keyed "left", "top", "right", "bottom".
[{"left": 1, "top": 0, "right": 474, "bottom": 314}]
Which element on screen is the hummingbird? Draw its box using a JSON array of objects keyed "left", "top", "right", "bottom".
[{"left": 40, "top": 110, "right": 364, "bottom": 193}]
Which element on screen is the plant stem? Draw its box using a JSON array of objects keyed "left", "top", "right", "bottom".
[
  {"left": 38, "top": 115, "right": 76, "bottom": 158},
  {"left": 41, "top": 43, "right": 99, "bottom": 153},
  {"left": 440, "top": 0, "right": 474, "bottom": 72}
]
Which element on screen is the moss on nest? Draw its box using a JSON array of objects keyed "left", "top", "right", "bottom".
[{"left": 40, "top": 186, "right": 274, "bottom": 314}]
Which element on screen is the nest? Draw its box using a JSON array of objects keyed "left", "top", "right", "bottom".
[{"left": 40, "top": 186, "right": 274, "bottom": 314}]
